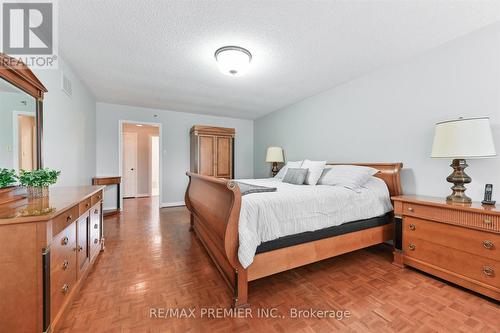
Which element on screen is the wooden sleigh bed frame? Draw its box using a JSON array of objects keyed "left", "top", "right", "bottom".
[{"left": 185, "top": 163, "right": 403, "bottom": 308}]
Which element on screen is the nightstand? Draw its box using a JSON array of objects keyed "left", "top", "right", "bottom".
[{"left": 392, "top": 195, "right": 499, "bottom": 301}]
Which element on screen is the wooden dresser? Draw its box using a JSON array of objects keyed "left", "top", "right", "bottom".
[
  {"left": 392, "top": 195, "right": 499, "bottom": 301},
  {"left": 0, "top": 186, "right": 105, "bottom": 332},
  {"left": 190, "top": 125, "right": 235, "bottom": 179}
]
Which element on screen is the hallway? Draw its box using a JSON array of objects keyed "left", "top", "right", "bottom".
[{"left": 58, "top": 198, "right": 499, "bottom": 332}]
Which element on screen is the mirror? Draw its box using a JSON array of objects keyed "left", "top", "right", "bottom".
[
  {"left": 0, "top": 53, "right": 47, "bottom": 186},
  {"left": 0, "top": 78, "right": 38, "bottom": 172}
]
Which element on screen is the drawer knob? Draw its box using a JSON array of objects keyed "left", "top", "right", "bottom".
[
  {"left": 409, "top": 224, "right": 416, "bottom": 231},
  {"left": 483, "top": 240, "right": 494, "bottom": 249},
  {"left": 62, "top": 260, "right": 69, "bottom": 270},
  {"left": 86, "top": 203, "right": 90, "bottom": 207},
  {"left": 94, "top": 224, "right": 98, "bottom": 229},
  {"left": 408, "top": 243, "right": 416, "bottom": 251},
  {"left": 61, "top": 284, "right": 70, "bottom": 294},
  {"left": 97, "top": 195, "right": 101, "bottom": 199},
  {"left": 94, "top": 238, "right": 99, "bottom": 244},
  {"left": 483, "top": 266, "right": 494, "bottom": 277},
  {"left": 61, "top": 236, "right": 69, "bottom": 246},
  {"left": 66, "top": 215, "right": 72, "bottom": 222},
  {"left": 483, "top": 218, "right": 492, "bottom": 225},
  {"left": 407, "top": 207, "right": 414, "bottom": 212},
  {"left": 94, "top": 209, "right": 99, "bottom": 215}
]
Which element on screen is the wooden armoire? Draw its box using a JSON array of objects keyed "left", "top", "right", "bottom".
[{"left": 190, "top": 125, "right": 235, "bottom": 179}]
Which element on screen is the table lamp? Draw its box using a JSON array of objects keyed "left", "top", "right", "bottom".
[
  {"left": 265, "top": 147, "right": 284, "bottom": 176},
  {"left": 431, "top": 117, "right": 496, "bottom": 203}
]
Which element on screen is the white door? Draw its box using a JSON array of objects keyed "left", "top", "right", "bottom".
[{"left": 123, "top": 132, "right": 138, "bottom": 198}]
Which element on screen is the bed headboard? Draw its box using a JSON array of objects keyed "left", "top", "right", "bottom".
[{"left": 326, "top": 162, "right": 403, "bottom": 197}]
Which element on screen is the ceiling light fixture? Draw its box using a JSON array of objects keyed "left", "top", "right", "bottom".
[
  {"left": 136, "top": 124, "right": 143, "bottom": 127},
  {"left": 214, "top": 46, "right": 252, "bottom": 77}
]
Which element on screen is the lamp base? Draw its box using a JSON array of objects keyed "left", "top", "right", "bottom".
[
  {"left": 446, "top": 159, "right": 472, "bottom": 203},
  {"left": 271, "top": 162, "right": 279, "bottom": 177}
]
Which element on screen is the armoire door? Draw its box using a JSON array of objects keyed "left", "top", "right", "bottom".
[
  {"left": 215, "top": 136, "right": 232, "bottom": 178},
  {"left": 198, "top": 135, "right": 215, "bottom": 176}
]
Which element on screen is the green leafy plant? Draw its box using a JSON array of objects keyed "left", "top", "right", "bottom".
[
  {"left": 0, "top": 168, "right": 17, "bottom": 188},
  {"left": 18, "top": 168, "right": 61, "bottom": 187}
]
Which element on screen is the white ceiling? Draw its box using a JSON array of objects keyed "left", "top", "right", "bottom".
[{"left": 59, "top": 1, "right": 500, "bottom": 120}]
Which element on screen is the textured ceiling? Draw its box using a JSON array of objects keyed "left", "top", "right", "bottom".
[{"left": 59, "top": 1, "right": 500, "bottom": 119}]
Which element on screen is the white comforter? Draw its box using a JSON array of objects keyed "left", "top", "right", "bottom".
[{"left": 236, "top": 177, "right": 393, "bottom": 268}]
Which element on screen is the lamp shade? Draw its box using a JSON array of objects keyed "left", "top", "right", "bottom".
[
  {"left": 431, "top": 117, "right": 496, "bottom": 158},
  {"left": 265, "top": 147, "right": 284, "bottom": 163}
]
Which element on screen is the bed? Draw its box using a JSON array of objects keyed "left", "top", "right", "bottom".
[{"left": 185, "top": 163, "right": 403, "bottom": 307}]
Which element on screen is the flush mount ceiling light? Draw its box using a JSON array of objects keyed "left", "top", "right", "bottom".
[{"left": 214, "top": 46, "right": 252, "bottom": 76}]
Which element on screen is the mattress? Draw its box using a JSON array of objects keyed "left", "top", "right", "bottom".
[
  {"left": 255, "top": 213, "right": 392, "bottom": 253},
  {"left": 236, "top": 177, "right": 393, "bottom": 268}
]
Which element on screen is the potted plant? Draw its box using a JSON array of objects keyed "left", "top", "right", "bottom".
[
  {"left": 18, "top": 168, "right": 61, "bottom": 198},
  {"left": 0, "top": 169, "right": 17, "bottom": 189}
]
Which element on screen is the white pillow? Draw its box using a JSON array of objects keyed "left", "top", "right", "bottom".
[
  {"left": 317, "top": 165, "right": 379, "bottom": 189},
  {"left": 301, "top": 159, "right": 326, "bottom": 185},
  {"left": 275, "top": 160, "right": 303, "bottom": 179}
]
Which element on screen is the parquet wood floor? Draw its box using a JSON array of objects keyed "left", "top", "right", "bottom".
[{"left": 58, "top": 197, "right": 499, "bottom": 333}]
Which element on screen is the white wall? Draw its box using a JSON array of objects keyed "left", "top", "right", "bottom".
[
  {"left": 96, "top": 102, "right": 254, "bottom": 208},
  {"left": 33, "top": 58, "right": 96, "bottom": 186},
  {"left": 255, "top": 22, "right": 500, "bottom": 201}
]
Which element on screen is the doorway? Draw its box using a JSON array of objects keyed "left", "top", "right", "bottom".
[
  {"left": 120, "top": 122, "right": 161, "bottom": 203},
  {"left": 122, "top": 132, "right": 138, "bottom": 198}
]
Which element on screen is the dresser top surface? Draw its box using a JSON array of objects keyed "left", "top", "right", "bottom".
[
  {"left": 392, "top": 195, "right": 500, "bottom": 215},
  {"left": 0, "top": 186, "right": 105, "bottom": 224},
  {"left": 92, "top": 176, "right": 121, "bottom": 185}
]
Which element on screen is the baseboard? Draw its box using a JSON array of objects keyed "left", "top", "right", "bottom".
[
  {"left": 161, "top": 201, "right": 185, "bottom": 208},
  {"left": 107, "top": 202, "right": 184, "bottom": 209}
]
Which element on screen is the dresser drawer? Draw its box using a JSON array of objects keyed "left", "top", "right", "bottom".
[
  {"left": 404, "top": 217, "right": 499, "bottom": 261},
  {"left": 89, "top": 204, "right": 101, "bottom": 259},
  {"left": 52, "top": 205, "right": 79, "bottom": 237},
  {"left": 50, "top": 269, "right": 76, "bottom": 323},
  {"left": 90, "top": 236, "right": 100, "bottom": 261},
  {"left": 51, "top": 221, "right": 77, "bottom": 268},
  {"left": 50, "top": 221, "right": 77, "bottom": 321},
  {"left": 403, "top": 203, "right": 500, "bottom": 232},
  {"left": 403, "top": 236, "right": 499, "bottom": 287},
  {"left": 79, "top": 197, "right": 92, "bottom": 215},
  {"left": 91, "top": 190, "right": 103, "bottom": 206}
]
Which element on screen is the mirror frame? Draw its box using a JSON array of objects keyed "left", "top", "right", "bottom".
[{"left": 0, "top": 52, "right": 48, "bottom": 168}]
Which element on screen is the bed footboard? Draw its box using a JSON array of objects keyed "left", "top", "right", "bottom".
[{"left": 184, "top": 172, "right": 247, "bottom": 307}]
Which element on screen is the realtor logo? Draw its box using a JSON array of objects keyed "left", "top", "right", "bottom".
[{"left": 1, "top": 0, "right": 58, "bottom": 68}]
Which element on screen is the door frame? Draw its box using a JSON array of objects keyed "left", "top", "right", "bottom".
[
  {"left": 118, "top": 120, "right": 163, "bottom": 209},
  {"left": 148, "top": 134, "right": 160, "bottom": 197},
  {"left": 12, "top": 111, "right": 36, "bottom": 172}
]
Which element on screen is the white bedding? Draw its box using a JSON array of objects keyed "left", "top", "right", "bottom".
[{"left": 236, "top": 177, "right": 393, "bottom": 268}]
